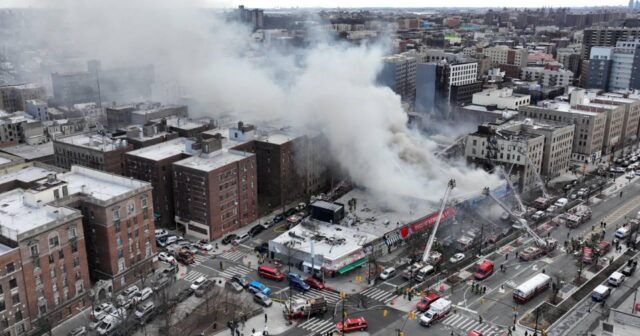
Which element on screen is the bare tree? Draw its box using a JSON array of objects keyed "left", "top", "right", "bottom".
[{"left": 550, "top": 271, "right": 564, "bottom": 304}]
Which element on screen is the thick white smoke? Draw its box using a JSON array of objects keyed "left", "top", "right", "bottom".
[{"left": 24, "top": 0, "right": 501, "bottom": 205}]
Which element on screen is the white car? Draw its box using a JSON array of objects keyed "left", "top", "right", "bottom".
[
  {"left": 449, "top": 253, "right": 465, "bottom": 264},
  {"left": 379, "top": 267, "right": 396, "bottom": 280},
  {"left": 194, "top": 242, "right": 214, "bottom": 251},
  {"left": 190, "top": 276, "right": 207, "bottom": 291},
  {"left": 133, "top": 287, "right": 153, "bottom": 302},
  {"left": 158, "top": 252, "right": 176, "bottom": 264},
  {"left": 154, "top": 229, "right": 168, "bottom": 239}
]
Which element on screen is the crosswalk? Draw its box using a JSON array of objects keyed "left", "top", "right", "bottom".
[
  {"left": 184, "top": 270, "right": 206, "bottom": 282},
  {"left": 219, "top": 264, "right": 253, "bottom": 279},
  {"left": 291, "top": 288, "right": 342, "bottom": 304},
  {"left": 361, "top": 287, "right": 396, "bottom": 303},
  {"left": 193, "top": 255, "right": 209, "bottom": 265},
  {"left": 297, "top": 317, "right": 336, "bottom": 335},
  {"left": 442, "top": 314, "right": 504, "bottom": 336},
  {"left": 219, "top": 249, "right": 247, "bottom": 262}
]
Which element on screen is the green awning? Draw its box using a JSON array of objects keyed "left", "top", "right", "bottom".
[{"left": 337, "top": 258, "right": 367, "bottom": 274}]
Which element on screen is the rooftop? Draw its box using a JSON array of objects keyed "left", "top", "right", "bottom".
[
  {"left": 259, "top": 132, "right": 295, "bottom": 145},
  {"left": 0, "top": 142, "right": 54, "bottom": 160},
  {"left": 161, "top": 116, "right": 210, "bottom": 130},
  {"left": 0, "top": 164, "right": 59, "bottom": 186},
  {"left": 58, "top": 166, "right": 149, "bottom": 202},
  {"left": 127, "top": 137, "right": 194, "bottom": 161},
  {"left": 174, "top": 149, "right": 254, "bottom": 172},
  {"left": 0, "top": 189, "right": 77, "bottom": 240},
  {"left": 56, "top": 133, "right": 130, "bottom": 152}
]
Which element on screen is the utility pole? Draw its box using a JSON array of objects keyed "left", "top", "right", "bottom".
[{"left": 533, "top": 306, "right": 540, "bottom": 336}]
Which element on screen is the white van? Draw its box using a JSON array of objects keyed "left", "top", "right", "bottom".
[
  {"left": 615, "top": 227, "right": 630, "bottom": 239},
  {"left": 554, "top": 198, "right": 568, "bottom": 208},
  {"left": 608, "top": 271, "right": 626, "bottom": 287},
  {"left": 592, "top": 284, "right": 611, "bottom": 302}
]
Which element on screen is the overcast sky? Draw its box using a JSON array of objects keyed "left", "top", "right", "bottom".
[{"left": 0, "top": 0, "right": 629, "bottom": 8}]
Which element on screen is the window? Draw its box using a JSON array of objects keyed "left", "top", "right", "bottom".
[
  {"left": 30, "top": 244, "right": 39, "bottom": 257},
  {"left": 112, "top": 207, "right": 120, "bottom": 221},
  {"left": 127, "top": 202, "right": 135, "bottom": 216},
  {"left": 48, "top": 255, "right": 54, "bottom": 264},
  {"left": 58, "top": 250, "right": 64, "bottom": 259},
  {"left": 118, "top": 258, "right": 125, "bottom": 272},
  {"left": 15, "top": 309, "right": 23, "bottom": 321},
  {"left": 5, "top": 262, "right": 15, "bottom": 274},
  {"left": 48, "top": 233, "right": 60, "bottom": 249},
  {"left": 0, "top": 300, "right": 4, "bottom": 312},
  {"left": 9, "top": 278, "right": 17, "bottom": 289},
  {"left": 71, "top": 240, "right": 78, "bottom": 253},
  {"left": 12, "top": 292, "right": 20, "bottom": 305},
  {"left": 67, "top": 226, "right": 76, "bottom": 240}
]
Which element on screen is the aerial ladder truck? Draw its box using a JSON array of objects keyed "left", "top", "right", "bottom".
[{"left": 482, "top": 187, "right": 557, "bottom": 255}]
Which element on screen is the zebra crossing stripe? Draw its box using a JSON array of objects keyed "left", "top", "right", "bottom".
[
  {"left": 444, "top": 314, "right": 464, "bottom": 325},
  {"left": 184, "top": 271, "right": 205, "bottom": 282},
  {"left": 457, "top": 319, "right": 476, "bottom": 329},
  {"left": 299, "top": 318, "right": 335, "bottom": 333}
]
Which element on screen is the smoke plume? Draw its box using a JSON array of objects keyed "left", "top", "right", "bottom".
[{"left": 17, "top": 0, "right": 501, "bottom": 205}]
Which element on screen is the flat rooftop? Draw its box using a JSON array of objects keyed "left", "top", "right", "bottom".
[
  {"left": 0, "top": 189, "right": 77, "bottom": 240},
  {"left": 56, "top": 133, "right": 129, "bottom": 152},
  {"left": 334, "top": 188, "right": 436, "bottom": 237},
  {"left": 1, "top": 142, "right": 54, "bottom": 160},
  {"left": 0, "top": 164, "right": 58, "bottom": 186},
  {"left": 174, "top": 149, "right": 253, "bottom": 172},
  {"left": 58, "top": 166, "right": 149, "bottom": 202},
  {"left": 271, "top": 219, "right": 378, "bottom": 262},
  {"left": 535, "top": 101, "right": 600, "bottom": 116},
  {"left": 127, "top": 137, "right": 193, "bottom": 161},
  {"left": 258, "top": 132, "right": 294, "bottom": 145},
  {"left": 161, "top": 117, "right": 209, "bottom": 130}
]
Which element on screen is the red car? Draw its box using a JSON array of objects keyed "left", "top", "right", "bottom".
[
  {"left": 595, "top": 241, "right": 611, "bottom": 256},
  {"left": 304, "top": 276, "right": 324, "bottom": 290},
  {"left": 468, "top": 331, "right": 484, "bottom": 336},
  {"left": 416, "top": 292, "right": 440, "bottom": 312},
  {"left": 336, "top": 317, "right": 368, "bottom": 332}
]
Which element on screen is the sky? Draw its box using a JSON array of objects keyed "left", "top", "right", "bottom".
[{"left": 0, "top": 0, "right": 628, "bottom": 8}]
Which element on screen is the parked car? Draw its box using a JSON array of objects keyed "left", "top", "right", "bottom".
[
  {"left": 158, "top": 252, "right": 176, "bottom": 264},
  {"left": 232, "top": 274, "right": 250, "bottom": 288},
  {"left": 132, "top": 287, "right": 153, "bottom": 303},
  {"left": 228, "top": 280, "right": 244, "bottom": 293},
  {"left": 96, "top": 315, "right": 121, "bottom": 336},
  {"left": 288, "top": 272, "right": 311, "bottom": 292},
  {"left": 232, "top": 233, "right": 250, "bottom": 245},
  {"left": 190, "top": 276, "right": 208, "bottom": 291},
  {"left": 195, "top": 279, "right": 214, "bottom": 297},
  {"left": 116, "top": 285, "right": 140, "bottom": 308},
  {"left": 305, "top": 276, "right": 325, "bottom": 290},
  {"left": 152, "top": 276, "right": 171, "bottom": 292},
  {"left": 449, "top": 253, "right": 465, "bottom": 264},
  {"left": 622, "top": 259, "right": 638, "bottom": 276},
  {"left": 222, "top": 234, "right": 238, "bottom": 245},
  {"left": 253, "top": 292, "right": 273, "bottom": 307},
  {"left": 336, "top": 317, "right": 368, "bottom": 332},
  {"left": 254, "top": 242, "right": 269, "bottom": 255},
  {"left": 155, "top": 229, "right": 168, "bottom": 239},
  {"left": 134, "top": 301, "right": 156, "bottom": 322},
  {"left": 379, "top": 267, "right": 396, "bottom": 280},
  {"left": 90, "top": 303, "right": 116, "bottom": 323},
  {"left": 249, "top": 224, "right": 265, "bottom": 236},
  {"left": 68, "top": 327, "right": 87, "bottom": 336},
  {"left": 176, "top": 287, "right": 194, "bottom": 301},
  {"left": 273, "top": 214, "right": 284, "bottom": 223}
]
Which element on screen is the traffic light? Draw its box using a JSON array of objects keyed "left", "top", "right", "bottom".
[
  {"left": 409, "top": 311, "right": 415, "bottom": 320},
  {"left": 383, "top": 309, "right": 388, "bottom": 317}
]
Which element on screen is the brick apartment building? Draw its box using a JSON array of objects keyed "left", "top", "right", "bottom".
[
  {"left": 54, "top": 166, "right": 157, "bottom": 291},
  {"left": 173, "top": 136, "right": 258, "bottom": 240},
  {"left": 0, "top": 186, "right": 91, "bottom": 335},
  {"left": 53, "top": 133, "right": 133, "bottom": 175},
  {"left": 124, "top": 137, "right": 193, "bottom": 229}
]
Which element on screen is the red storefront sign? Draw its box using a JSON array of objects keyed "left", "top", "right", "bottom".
[{"left": 409, "top": 208, "right": 455, "bottom": 234}]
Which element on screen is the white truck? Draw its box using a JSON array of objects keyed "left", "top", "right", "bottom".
[{"left": 419, "top": 298, "right": 451, "bottom": 326}]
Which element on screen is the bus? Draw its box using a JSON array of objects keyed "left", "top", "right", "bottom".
[{"left": 513, "top": 273, "right": 551, "bottom": 304}]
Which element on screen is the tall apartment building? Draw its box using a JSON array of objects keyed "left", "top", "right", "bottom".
[
  {"left": 0, "top": 84, "right": 46, "bottom": 113},
  {"left": 172, "top": 137, "right": 257, "bottom": 241},
  {"left": 472, "top": 88, "right": 531, "bottom": 109},
  {"left": 415, "top": 61, "right": 481, "bottom": 118},
  {"left": 519, "top": 94, "right": 608, "bottom": 163},
  {"left": 378, "top": 53, "right": 418, "bottom": 104},
  {"left": 53, "top": 133, "right": 133, "bottom": 175},
  {"left": 55, "top": 166, "right": 156, "bottom": 290},
  {"left": 586, "top": 40, "right": 640, "bottom": 92},
  {"left": 556, "top": 45, "right": 582, "bottom": 74},
  {"left": 124, "top": 138, "right": 194, "bottom": 229},
  {"left": 520, "top": 66, "right": 574, "bottom": 87},
  {"left": 0, "top": 186, "right": 91, "bottom": 334},
  {"left": 593, "top": 93, "right": 640, "bottom": 153},
  {"left": 582, "top": 27, "right": 640, "bottom": 60},
  {"left": 481, "top": 46, "right": 528, "bottom": 68},
  {"left": 465, "top": 121, "right": 545, "bottom": 192},
  {"left": 522, "top": 121, "right": 575, "bottom": 178}
]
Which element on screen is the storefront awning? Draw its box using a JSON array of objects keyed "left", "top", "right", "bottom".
[
  {"left": 385, "top": 231, "right": 402, "bottom": 246},
  {"left": 336, "top": 258, "right": 367, "bottom": 274}
]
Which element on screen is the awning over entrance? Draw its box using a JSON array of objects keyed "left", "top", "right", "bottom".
[
  {"left": 384, "top": 231, "right": 402, "bottom": 246},
  {"left": 336, "top": 258, "right": 367, "bottom": 274}
]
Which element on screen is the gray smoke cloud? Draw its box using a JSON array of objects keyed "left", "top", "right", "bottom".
[{"left": 19, "top": 0, "right": 502, "bottom": 205}]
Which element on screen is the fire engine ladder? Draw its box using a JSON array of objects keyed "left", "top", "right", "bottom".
[
  {"left": 482, "top": 187, "right": 548, "bottom": 248},
  {"left": 422, "top": 179, "right": 456, "bottom": 263}
]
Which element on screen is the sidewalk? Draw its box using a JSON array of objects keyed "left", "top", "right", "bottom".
[{"left": 213, "top": 302, "right": 292, "bottom": 336}]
